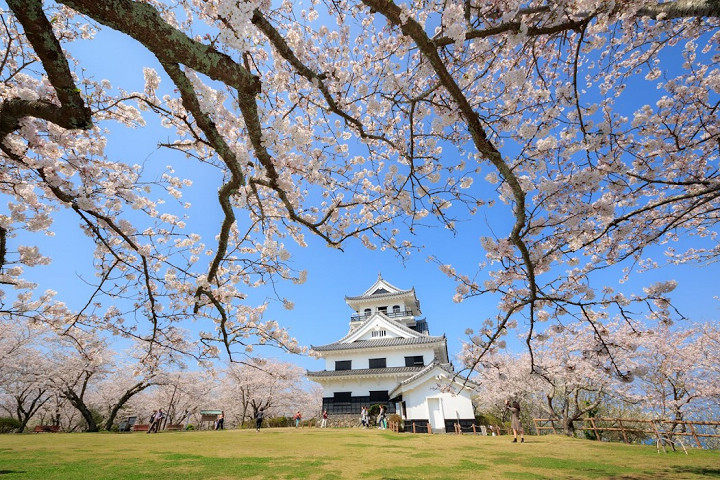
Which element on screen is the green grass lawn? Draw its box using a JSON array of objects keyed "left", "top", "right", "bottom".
[{"left": 0, "top": 428, "right": 718, "bottom": 479}]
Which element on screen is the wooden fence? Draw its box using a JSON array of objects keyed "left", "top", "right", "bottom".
[
  {"left": 388, "top": 420, "right": 434, "bottom": 434},
  {"left": 533, "top": 417, "right": 720, "bottom": 448}
]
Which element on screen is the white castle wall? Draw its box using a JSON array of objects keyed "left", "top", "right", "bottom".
[{"left": 322, "top": 346, "right": 435, "bottom": 372}]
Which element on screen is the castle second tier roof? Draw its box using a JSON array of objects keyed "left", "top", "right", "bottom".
[
  {"left": 306, "top": 366, "right": 424, "bottom": 379},
  {"left": 311, "top": 335, "right": 445, "bottom": 352}
]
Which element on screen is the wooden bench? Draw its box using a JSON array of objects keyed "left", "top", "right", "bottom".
[
  {"left": 132, "top": 424, "right": 150, "bottom": 432},
  {"left": 34, "top": 425, "right": 60, "bottom": 433},
  {"left": 166, "top": 424, "right": 183, "bottom": 431}
]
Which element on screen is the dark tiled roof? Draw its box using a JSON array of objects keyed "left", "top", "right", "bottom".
[
  {"left": 388, "top": 361, "right": 479, "bottom": 398},
  {"left": 397, "top": 362, "right": 456, "bottom": 386},
  {"left": 344, "top": 288, "right": 414, "bottom": 301},
  {"left": 311, "top": 335, "right": 445, "bottom": 352},
  {"left": 306, "top": 366, "right": 424, "bottom": 378}
]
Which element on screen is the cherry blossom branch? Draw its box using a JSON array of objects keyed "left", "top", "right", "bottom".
[
  {"left": 59, "top": 0, "right": 260, "bottom": 97},
  {"left": 1, "top": 0, "right": 91, "bottom": 138},
  {"left": 637, "top": 0, "right": 720, "bottom": 19},
  {"left": 579, "top": 184, "right": 720, "bottom": 257},
  {"left": 0, "top": 142, "right": 162, "bottom": 343},
  {"left": 436, "top": 0, "right": 720, "bottom": 49},
  {"left": 158, "top": 61, "right": 245, "bottom": 310},
  {"left": 363, "top": 0, "right": 539, "bottom": 331},
  {"left": 247, "top": 8, "right": 398, "bottom": 149},
  {"left": 434, "top": 15, "right": 588, "bottom": 47}
]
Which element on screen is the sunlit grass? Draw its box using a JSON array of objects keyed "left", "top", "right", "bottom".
[{"left": 0, "top": 428, "right": 718, "bottom": 479}]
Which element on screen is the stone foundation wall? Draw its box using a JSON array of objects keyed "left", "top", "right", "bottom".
[
  {"left": 321, "top": 413, "right": 364, "bottom": 428},
  {"left": 319, "top": 413, "right": 406, "bottom": 429}
]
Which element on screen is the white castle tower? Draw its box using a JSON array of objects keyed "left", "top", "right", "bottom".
[{"left": 307, "top": 274, "right": 476, "bottom": 432}]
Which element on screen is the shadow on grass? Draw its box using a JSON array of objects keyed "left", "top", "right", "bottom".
[
  {"left": 520, "top": 456, "right": 635, "bottom": 477},
  {"left": 672, "top": 467, "right": 720, "bottom": 478},
  {"left": 362, "top": 459, "right": 488, "bottom": 480},
  {"left": 378, "top": 433, "right": 412, "bottom": 441},
  {"left": 0, "top": 471, "right": 27, "bottom": 475},
  {"left": 150, "top": 452, "right": 340, "bottom": 479},
  {"left": 503, "top": 472, "right": 549, "bottom": 480}
]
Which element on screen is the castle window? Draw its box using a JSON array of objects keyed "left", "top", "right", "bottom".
[
  {"left": 371, "top": 330, "right": 386, "bottom": 338},
  {"left": 404, "top": 355, "right": 424, "bottom": 367},
  {"left": 392, "top": 305, "right": 401, "bottom": 314},
  {"left": 369, "top": 358, "right": 386, "bottom": 369},
  {"left": 333, "top": 392, "right": 352, "bottom": 403},
  {"left": 369, "top": 390, "right": 389, "bottom": 402},
  {"left": 378, "top": 306, "right": 387, "bottom": 315},
  {"left": 335, "top": 360, "right": 351, "bottom": 371},
  {"left": 364, "top": 308, "right": 371, "bottom": 316}
]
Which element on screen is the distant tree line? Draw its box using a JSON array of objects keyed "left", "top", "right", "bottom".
[{"left": 0, "top": 319, "right": 319, "bottom": 433}]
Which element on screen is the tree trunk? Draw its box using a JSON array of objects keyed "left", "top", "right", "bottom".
[
  {"left": 563, "top": 416, "right": 576, "bottom": 436},
  {"left": 102, "top": 381, "right": 153, "bottom": 431},
  {"left": 63, "top": 389, "right": 98, "bottom": 432},
  {"left": 14, "top": 387, "right": 49, "bottom": 433}
]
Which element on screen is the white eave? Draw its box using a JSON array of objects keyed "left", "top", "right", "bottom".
[
  {"left": 345, "top": 288, "right": 416, "bottom": 303},
  {"left": 388, "top": 362, "right": 477, "bottom": 399},
  {"left": 306, "top": 366, "right": 424, "bottom": 380},
  {"left": 345, "top": 274, "right": 418, "bottom": 306},
  {"left": 310, "top": 335, "right": 446, "bottom": 354}
]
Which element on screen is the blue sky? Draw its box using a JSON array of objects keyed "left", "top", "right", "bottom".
[{"left": 10, "top": 8, "right": 720, "bottom": 375}]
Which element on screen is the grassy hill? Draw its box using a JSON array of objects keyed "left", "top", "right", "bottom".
[{"left": 1, "top": 428, "right": 718, "bottom": 479}]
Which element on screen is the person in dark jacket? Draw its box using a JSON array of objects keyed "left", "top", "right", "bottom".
[
  {"left": 255, "top": 408, "right": 264, "bottom": 432},
  {"left": 215, "top": 411, "right": 224, "bottom": 430}
]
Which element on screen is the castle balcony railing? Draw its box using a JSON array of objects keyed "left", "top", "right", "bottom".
[{"left": 350, "top": 310, "right": 415, "bottom": 322}]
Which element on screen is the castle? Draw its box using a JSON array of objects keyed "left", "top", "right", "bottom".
[{"left": 307, "top": 274, "right": 476, "bottom": 432}]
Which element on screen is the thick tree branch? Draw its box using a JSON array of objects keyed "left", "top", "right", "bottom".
[
  {"left": 1, "top": 0, "right": 91, "bottom": 138},
  {"left": 59, "top": 0, "right": 260, "bottom": 96},
  {"left": 362, "top": 0, "right": 538, "bottom": 314},
  {"left": 637, "top": 0, "right": 720, "bottom": 19}
]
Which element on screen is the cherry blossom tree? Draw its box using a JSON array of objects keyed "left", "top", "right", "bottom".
[
  {"left": 0, "top": 319, "right": 55, "bottom": 432},
  {"left": 46, "top": 326, "right": 170, "bottom": 431},
  {"left": 2, "top": 0, "right": 719, "bottom": 367},
  {"left": 219, "top": 358, "right": 310, "bottom": 426},
  {"left": 89, "top": 350, "right": 174, "bottom": 431},
  {"left": 44, "top": 328, "right": 114, "bottom": 431},
  {"left": 633, "top": 322, "right": 720, "bottom": 425},
  {"left": 467, "top": 321, "right": 638, "bottom": 435},
  {"left": 133, "top": 369, "right": 216, "bottom": 427}
]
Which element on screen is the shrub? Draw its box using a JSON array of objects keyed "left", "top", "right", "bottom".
[
  {"left": 90, "top": 409, "right": 105, "bottom": 431},
  {"left": 267, "top": 416, "right": 292, "bottom": 428},
  {"left": 0, "top": 417, "right": 22, "bottom": 433},
  {"left": 387, "top": 414, "right": 403, "bottom": 432},
  {"left": 185, "top": 424, "right": 195, "bottom": 430},
  {"left": 301, "top": 418, "right": 316, "bottom": 428},
  {"left": 476, "top": 412, "right": 503, "bottom": 426}
]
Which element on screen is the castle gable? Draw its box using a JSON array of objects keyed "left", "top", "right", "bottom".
[
  {"left": 359, "top": 273, "right": 407, "bottom": 297},
  {"left": 342, "top": 313, "right": 421, "bottom": 344}
]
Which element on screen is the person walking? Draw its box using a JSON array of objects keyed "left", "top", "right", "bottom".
[
  {"left": 321, "top": 410, "right": 328, "bottom": 428},
  {"left": 378, "top": 405, "right": 387, "bottom": 429},
  {"left": 215, "top": 411, "right": 225, "bottom": 430},
  {"left": 149, "top": 408, "right": 164, "bottom": 433},
  {"left": 255, "top": 408, "right": 264, "bottom": 432},
  {"left": 293, "top": 411, "right": 302, "bottom": 428},
  {"left": 147, "top": 410, "right": 157, "bottom": 434},
  {"left": 505, "top": 399, "right": 525, "bottom": 443}
]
